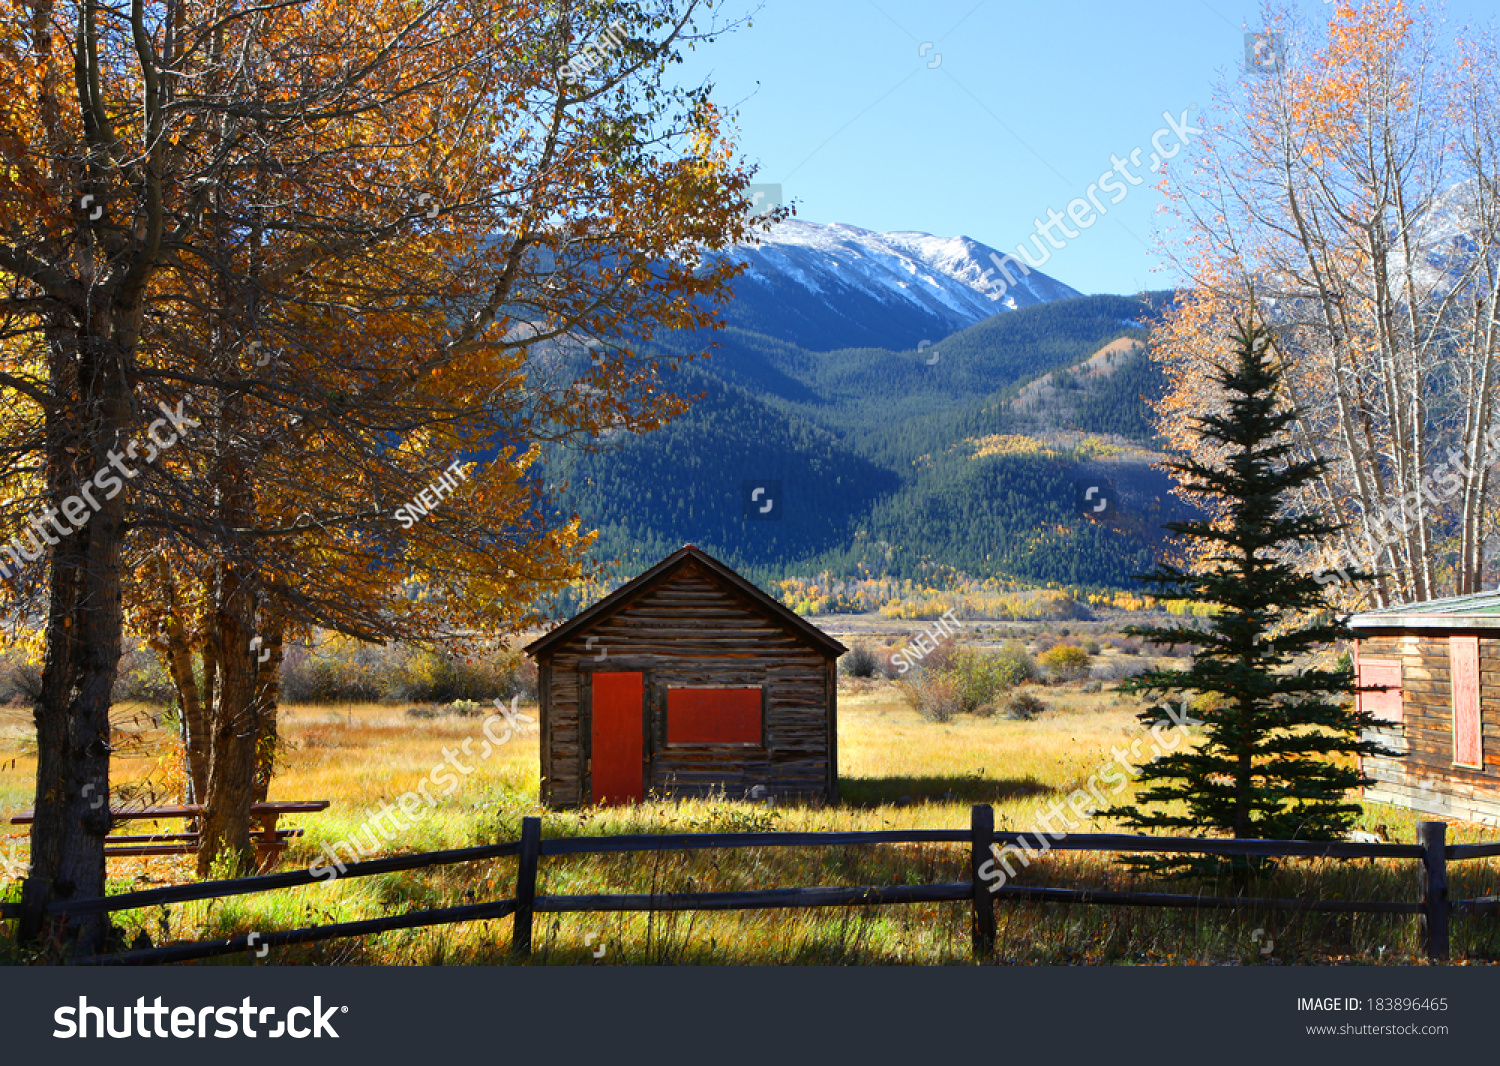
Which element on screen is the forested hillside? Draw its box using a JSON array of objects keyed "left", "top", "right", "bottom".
[{"left": 558, "top": 292, "right": 1194, "bottom": 591}]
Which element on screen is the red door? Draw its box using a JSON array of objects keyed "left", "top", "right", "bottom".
[
  {"left": 591, "top": 672, "right": 644, "bottom": 805},
  {"left": 1451, "top": 636, "right": 1482, "bottom": 769}
]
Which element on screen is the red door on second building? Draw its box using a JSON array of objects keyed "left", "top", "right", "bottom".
[
  {"left": 590, "top": 672, "right": 645, "bottom": 805},
  {"left": 1451, "top": 636, "right": 1483, "bottom": 770}
]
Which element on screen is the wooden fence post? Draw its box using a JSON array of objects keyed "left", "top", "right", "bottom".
[
  {"left": 971, "top": 804, "right": 996, "bottom": 960},
  {"left": 512, "top": 817, "right": 542, "bottom": 958},
  {"left": 1418, "top": 820, "right": 1449, "bottom": 961}
]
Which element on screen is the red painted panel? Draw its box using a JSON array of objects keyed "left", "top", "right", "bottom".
[
  {"left": 1450, "top": 635, "right": 1482, "bottom": 769},
  {"left": 591, "top": 672, "right": 644, "bottom": 805},
  {"left": 667, "top": 687, "right": 762, "bottom": 746},
  {"left": 1356, "top": 658, "right": 1404, "bottom": 724}
]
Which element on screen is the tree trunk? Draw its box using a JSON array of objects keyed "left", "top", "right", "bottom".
[
  {"left": 18, "top": 336, "right": 133, "bottom": 952},
  {"left": 196, "top": 417, "right": 261, "bottom": 875},
  {"left": 152, "top": 559, "right": 210, "bottom": 804},
  {"left": 20, "top": 559, "right": 120, "bottom": 952},
  {"left": 253, "top": 619, "right": 284, "bottom": 804},
  {"left": 196, "top": 567, "right": 261, "bottom": 877}
]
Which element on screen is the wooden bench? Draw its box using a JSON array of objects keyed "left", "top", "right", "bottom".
[{"left": 10, "top": 800, "right": 330, "bottom": 870}]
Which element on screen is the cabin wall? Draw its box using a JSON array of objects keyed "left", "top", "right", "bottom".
[
  {"left": 1357, "top": 630, "right": 1500, "bottom": 826},
  {"left": 539, "top": 562, "right": 835, "bottom": 808}
]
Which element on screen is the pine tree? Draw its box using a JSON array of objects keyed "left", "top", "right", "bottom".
[{"left": 1105, "top": 314, "right": 1392, "bottom": 858}]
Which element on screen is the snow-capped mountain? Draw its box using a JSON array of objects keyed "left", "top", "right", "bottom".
[
  {"left": 717, "top": 220, "right": 1082, "bottom": 351},
  {"left": 1402, "top": 178, "right": 1496, "bottom": 294}
]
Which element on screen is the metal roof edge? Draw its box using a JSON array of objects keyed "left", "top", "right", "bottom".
[
  {"left": 1350, "top": 614, "right": 1500, "bottom": 630},
  {"left": 1352, "top": 588, "right": 1500, "bottom": 618}
]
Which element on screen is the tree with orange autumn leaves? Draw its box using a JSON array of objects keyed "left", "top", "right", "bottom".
[
  {"left": 0, "top": 0, "right": 774, "bottom": 949},
  {"left": 1152, "top": 1, "right": 1500, "bottom": 608}
]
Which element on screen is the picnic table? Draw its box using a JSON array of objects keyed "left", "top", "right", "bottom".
[{"left": 9, "top": 800, "right": 330, "bottom": 869}]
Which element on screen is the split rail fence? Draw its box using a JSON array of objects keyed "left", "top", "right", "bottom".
[{"left": 3, "top": 806, "right": 1498, "bottom": 964}]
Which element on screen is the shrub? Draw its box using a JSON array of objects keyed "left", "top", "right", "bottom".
[
  {"left": 280, "top": 638, "right": 385, "bottom": 703},
  {"left": 887, "top": 633, "right": 960, "bottom": 678},
  {"left": 1092, "top": 658, "right": 1148, "bottom": 682},
  {"left": 946, "top": 647, "right": 1008, "bottom": 714},
  {"left": 899, "top": 673, "right": 962, "bottom": 723},
  {"left": 840, "top": 642, "right": 880, "bottom": 678},
  {"left": 915, "top": 635, "right": 961, "bottom": 675},
  {"left": 279, "top": 633, "right": 537, "bottom": 705},
  {"left": 384, "top": 647, "right": 505, "bottom": 703},
  {"left": 0, "top": 647, "right": 40, "bottom": 704},
  {"left": 1148, "top": 641, "right": 1196, "bottom": 658},
  {"left": 994, "top": 640, "right": 1036, "bottom": 683},
  {"left": 898, "top": 642, "right": 1030, "bottom": 719},
  {"left": 869, "top": 645, "right": 901, "bottom": 680},
  {"left": 1082, "top": 638, "right": 1101, "bottom": 656},
  {"left": 113, "top": 645, "right": 177, "bottom": 706},
  {"left": 1004, "top": 691, "right": 1048, "bottom": 720},
  {"left": 507, "top": 655, "right": 540, "bottom": 703},
  {"left": 1038, "top": 643, "right": 1092, "bottom": 681}
]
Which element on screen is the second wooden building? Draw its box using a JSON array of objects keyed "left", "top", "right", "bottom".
[{"left": 1350, "top": 591, "right": 1500, "bottom": 825}]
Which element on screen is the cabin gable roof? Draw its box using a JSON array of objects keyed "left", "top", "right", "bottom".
[{"left": 523, "top": 545, "right": 848, "bottom": 659}]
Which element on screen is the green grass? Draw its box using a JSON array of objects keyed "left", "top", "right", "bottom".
[{"left": 4, "top": 680, "right": 1500, "bottom": 965}]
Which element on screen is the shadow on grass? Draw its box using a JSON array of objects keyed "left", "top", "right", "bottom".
[
  {"left": 839, "top": 774, "right": 1052, "bottom": 808},
  {"left": 40, "top": 823, "right": 1500, "bottom": 966}
]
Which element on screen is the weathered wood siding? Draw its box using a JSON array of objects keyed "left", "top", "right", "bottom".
[
  {"left": 1357, "top": 631, "right": 1500, "bottom": 826},
  {"left": 537, "top": 560, "right": 836, "bottom": 808}
]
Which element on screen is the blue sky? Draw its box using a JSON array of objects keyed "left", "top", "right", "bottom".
[{"left": 675, "top": 0, "right": 1498, "bottom": 296}]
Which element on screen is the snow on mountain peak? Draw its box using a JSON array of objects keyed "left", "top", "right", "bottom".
[
  {"left": 730, "top": 219, "right": 1079, "bottom": 318},
  {"left": 692, "top": 218, "right": 1083, "bottom": 351}
]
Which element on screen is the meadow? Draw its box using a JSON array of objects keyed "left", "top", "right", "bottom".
[{"left": 4, "top": 672, "right": 1500, "bottom": 965}]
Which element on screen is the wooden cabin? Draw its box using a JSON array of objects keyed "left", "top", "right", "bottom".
[
  {"left": 523, "top": 545, "right": 847, "bottom": 808},
  {"left": 1350, "top": 591, "right": 1500, "bottom": 825}
]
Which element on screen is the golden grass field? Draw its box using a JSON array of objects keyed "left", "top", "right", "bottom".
[{"left": 4, "top": 678, "right": 1500, "bottom": 965}]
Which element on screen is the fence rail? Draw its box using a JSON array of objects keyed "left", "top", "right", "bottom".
[
  {"left": 77, "top": 899, "right": 521, "bottom": 967},
  {"left": 989, "top": 883, "right": 1423, "bottom": 914},
  {"left": 12, "top": 838, "right": 523, "bottom": 920},
  {"left": 2, "top": 808, "right": 1493, "bottom": 965}
]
